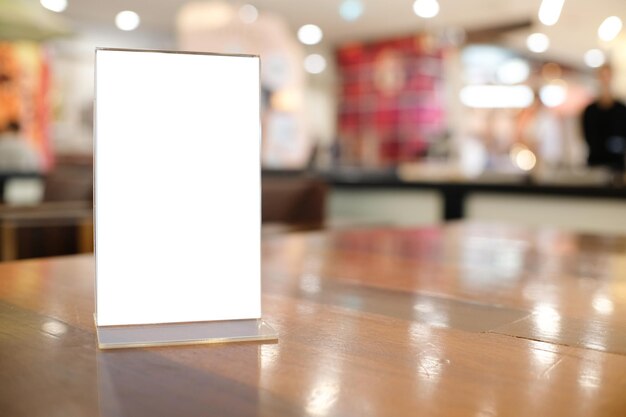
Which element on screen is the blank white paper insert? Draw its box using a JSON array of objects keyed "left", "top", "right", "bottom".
[{"left": 95, "top": 49, "right": 261, "bottom": 326}]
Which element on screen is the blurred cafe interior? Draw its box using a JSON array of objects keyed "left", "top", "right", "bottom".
[
  {"left": 3, "top": 1, "right": 626, "bottom": 415},
  {"left": 1, "top": 0, "right": 626, "bottom": 260}
]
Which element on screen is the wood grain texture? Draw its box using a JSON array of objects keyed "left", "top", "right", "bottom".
[{"left": 2, "top": 222, "right": 626, "bottom": 416}]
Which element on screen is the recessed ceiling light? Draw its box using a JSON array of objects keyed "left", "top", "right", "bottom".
[
  {"left": 339, "top": 0, "right": 364, "bottom": 22},
  {"left": 297, "top": 24, "right": 323, "bottom": 45},
  {"left": 238, "top": 4, "right": 258, "bottom": 24},
  {"left": 598, "top": 16, "right": 623, "bottom": 42},
  {"left": 304, "top": 54, "right": 327, "bottom": 74},
  {"left": 584, "top": 49, "right": 606, "bottom": 68},
  {"left": 116, "top": 11, "right": 141, "bottom": 31},
  {"left": 538, "top": 0, "right": 564, "bottom": 26},
  {"left": 413, "top": 0, "right": 440, "bottom": 19},
  {"left": 40, "top": 0, "right": 67, "bottom": 13},
  {"left": 526, "top": 33, "right": 550, "bottom": 53}
]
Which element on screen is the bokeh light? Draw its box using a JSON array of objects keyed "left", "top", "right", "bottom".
[
  {"left": 298, "top": 24, "right": 323, "bottom": 45},
  {"left": 115, "top": 11, "right": 141, "bottom": 31}
]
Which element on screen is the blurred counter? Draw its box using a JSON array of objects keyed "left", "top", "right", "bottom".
[{"left": 321, "top": 168, "right": 626, "bottom": 234}]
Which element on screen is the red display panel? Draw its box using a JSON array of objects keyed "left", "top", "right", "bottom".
[{"left": 337, "top": 35, "right": 446, "bottom": 166}]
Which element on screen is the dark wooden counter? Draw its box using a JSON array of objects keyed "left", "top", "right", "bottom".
[
  {"left": 325, "top": 169, "right": 626, "bottom": 219},
  {"left": 1, "top": 222, "right": 626, "bottom": 416}
]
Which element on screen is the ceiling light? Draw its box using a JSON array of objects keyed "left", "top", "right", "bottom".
[
  {"left": 297, "top": 24, "right": 323, "bottom": 45},
  {"left": 304, "top": 54, "right": 327, "bottom": 74},
  {"left": 40, "top": 0, "right": 67, "bottom": 13},
  {"left": 496, "top": 58, "right": 530, "bottom": 84},
  {"left": 115, "top": 11, "right": 141, "bottom": 31},
  {"left": 584, "top": 49, "right": 606, "bottom": 68},
  {"left": 413, "top": 0, "right": 440, "bottom": 19},
  {"left": 460, "top": 85, "right": 534, "bottom": 108},
  {"left": 339, "top": 0, "right": 364, "bottom": 22},
  {"left": 526, "top": 33, "right": 549, "bottom": 53},
  {"left": 539, "top": 80, "right": 567, "bottom": 107},
  {"left": 598, "top": 16, "right": 623, "bottom": 42},
  {"left": 238, "top": 4, "right": 258, "bottom": 24},
  {"left": 538, "top": 0, "right": 565, "bottom": 26}
]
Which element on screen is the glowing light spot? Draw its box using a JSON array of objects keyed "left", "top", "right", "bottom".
[
  {"left": 298, "top": 24, "right": 323, "bottom": 45},
  {"left": 413, "top": 0, "right": 440, "bottom": 19},
  {"left": 42, "top": 321, "right": 68, "bottom": 337},
  {"left": 592, "top": 297, "right": 614, "bottom": 314},
  {"left": 584, "top": 49, "right": 606, "bottom": 68},
  {"left": 527, "top": 33, "right": 550, "bottom": 53},
  {"left": 540, "top": 80, "right": 567, "bottom": 107},
  {"left": 339, "top": 0, "right": 364, "bottom": 22},
  {"left": 460, "top": 85, "right": 534, "bottom": 108},
  {"left": 538, "top": 0, "right": 565, "bottom": 26},
  {"left": 598, "top": 16, "right": 623, "bottom": 42},
  {"left": 40, "top": 0, "right": 67, "bottom": 13},
  {"left": 533, "top": 304, "right": 560, "bottom": 333},
  {"left": 496, "top": 58, "right": 530, "bottom": 84},
  {"left": 115, "top": 11, "right": 141, "bottom": 31},
  {"left": 304, "top": 54, "right": 327, "bottom": 74},
  {"left": 238, "top": 4, "right": 258, "bottom": 24}
]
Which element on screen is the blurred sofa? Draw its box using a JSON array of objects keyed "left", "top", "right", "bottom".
[
  {"left": 0, "top": 160, "right": 327, "bottom": 260},
  {"left": 261, "top": 172, "right": 327, "bottom": 229}
]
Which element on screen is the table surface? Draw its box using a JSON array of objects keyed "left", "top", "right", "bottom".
[{"left": 1, "top": 222, "right": 626, "bottom": 416}]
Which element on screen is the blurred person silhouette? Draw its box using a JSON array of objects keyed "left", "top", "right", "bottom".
[
  {"left": 581, "top": 64, "right": 626, "bottom": 173},
  {"left": 0, "top": 121, "right": 42, "bottom": 173},
  {"left": 516, "top": 91, "right": 563, "bottom": 170}
]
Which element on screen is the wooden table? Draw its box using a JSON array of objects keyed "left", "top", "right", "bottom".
[{"left": 1, "top": 222, "right": 626, "bottom": 416}]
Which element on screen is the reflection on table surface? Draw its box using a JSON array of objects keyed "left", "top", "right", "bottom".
[{"left": 2, "top": 221, "right": 626, "bottom": 416}]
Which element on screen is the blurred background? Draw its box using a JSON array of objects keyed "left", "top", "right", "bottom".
[{"left": 1, "top": 0, "right": 626, "bottom": 260}]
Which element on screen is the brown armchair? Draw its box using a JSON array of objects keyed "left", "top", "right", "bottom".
[{"left": 262, "top": 174, "right": 327, "bottom": 229}]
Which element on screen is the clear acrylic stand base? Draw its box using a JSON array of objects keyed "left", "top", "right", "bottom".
[{"left": 95, "top": 316, "right": 277, "bottom": 349}]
